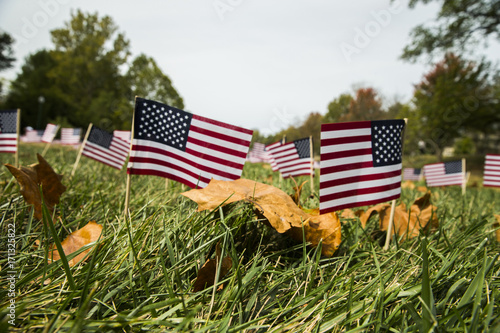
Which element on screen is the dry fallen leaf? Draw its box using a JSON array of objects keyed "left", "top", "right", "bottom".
[
  {"left": 182, "top": 179, "right": 341, "bottom": 256},
  {"left": 340, "top": 209, "right": 357, "bottom": 219},
  {"left": 402, "top": 181, "right": 416, "bottom": 189},
  {"left": 193, "top": 243, "right": 232, "bottom": 292},
  {"left": 49, "top": 221, "right": 102, "bottom": 267},
  {"left": 357, "top": 192, "right": 439, "bottom": 240},
  {"left": 5, "top": 154, "right": 66, "bottom": 220}
]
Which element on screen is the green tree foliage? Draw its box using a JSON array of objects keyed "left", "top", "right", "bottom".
[
  {"left": 3, "top": 50, "right": 67, "bottom": 128},
  {"left": 323, "top": 93, "right": 352, "bottom": 124},
  {"left": 413, "top": 53, "right": 497, "bottom": 160},
  {"left": 339, "top": 87, "right": 385, "bottom": 122},
  {"left": 127, "top": 54, "right": 184, "bottom": 109},
  {"left": 401, "top": 0, "right": 500, "bottom": 62},
  {"left": 0, "top": 31, "right": 15, "bottom": 72}
]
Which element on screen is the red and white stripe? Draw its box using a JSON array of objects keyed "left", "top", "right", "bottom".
[
  {"left": 0, "top": 133, "right": 17, "bottom": 153},
  {"left": 41, "top": 123, "right": 59, "bottom": 143},
  {"left": 82, "top": 136, "right": 130, "bottom": 170},
  {"left": 61, "top": 128, "right": 80, "bottom": 145},
  {"left": 128, "top": 114, "right": 253, "bottom": 188},
  {"left": 265, "top": 141, "right": 282, "bottom": 171},
  {"left": 320, "top": 121, "right": 402, "bottom": 214},
  {"left": 483, "top": 154, "right": 500, "bottom": 188},
  {"left": 423, "top": 163, "right": 464, "bottom": 187},
  {"left": 113, "top": 130, "right": 131, "bottom": 144}
]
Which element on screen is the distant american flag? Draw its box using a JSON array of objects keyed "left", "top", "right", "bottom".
[
  {"left": 113, "top": 130, "right": 131, "bottom": 144},
  {"left": 127, "top": 98, "right": 253, "bottom": 188},
  {"left": 247, "top": 142, "right": 270, "bottom": 163},
  {"left": 61, "top": 128, "right": 81, "bottom": 145},
  {"left": 0, "top": 110, "right": 18, "bottom": 153},
  {"left": 23, "top": 128, "right": 43, "bottom": 142},
  {"left": 82, "top": 126, "right": 129, "bottom": 169},
  {"left": 41, "top": 123, "right": 59, "bottom": 143},
  {"left": 320, "top": 119, "right": 405, "bottom": 214},
  {"left": 403, "top": 168, "right": 422, "bottom": 181},
  {"left": 423, "top": 160, "right": 464, "bottom": 187},
  {"left": 483, "top": 154, "right": 500, "bottom": 188},
  {"left": 267, "top": 138, "right": 312, "bottom": 178},
  {"left": 265, "top": 141, "right": 282, "bottom": 171}
]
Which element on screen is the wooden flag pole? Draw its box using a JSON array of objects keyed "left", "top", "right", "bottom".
[
  {"left": 15, "top": 109, "right": 21, "bottom": 167},
  {"left": 383, "top": 118, "right": 408, "bottom": 251},
  {"left": 309, "top": 135, "right": 314, "bottom": 194},
  {"left": 462, "top": 158, "right": 467, "bottom": 195},
  {"left": 41, "top": 125, "right": 60, "bottom": 157},
  {"left": 71, "top": 123, "right": 93, "bottom": 177},
  {"left": 124, "top": 98, "right": 137, "bottom": 215}
]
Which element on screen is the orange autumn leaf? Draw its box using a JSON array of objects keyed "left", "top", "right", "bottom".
[
  {"left": 182, "top": 179, "right": 341, "bottom": 256},
  {"left": 356, "top": 203, "right": 391, "bottom": 228},
  {"left": 5, "top": 154, "right": 66, "bottom": 220},
  {"left": 340, "top": 209, "right": 357, "bottom": 219},
  {"left": 402, "top": 181, "right": 416, "bottom": 189},
  {"left": 49, "top": 221, "right": 102, "bottom": 267},
  {"left": 193, "top": 243, "right": 232, "bottom": 292}
]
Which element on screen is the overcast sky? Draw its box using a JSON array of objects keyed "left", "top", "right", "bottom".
[{"left": 1, "top": 0, "right": 496, "bottom": 134}]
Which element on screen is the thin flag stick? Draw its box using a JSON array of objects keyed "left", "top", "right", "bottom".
[
  {"left": 41, "top": 125, "right": 60, "bottom": 157},
  {"left": 15, "top": 109, "right": 20, "bottom": 167},
  {"left": 309, "top": 135, "right": 314, "bottom": 194},
  {"left": 383, "top": 118, "right": 408, "bottom": 251},
  {"left": 71, "top": 123, "right": 93, "bottom": 177},
  {"left": 462, "top": 158, "right": 467, "bottom": 195},
  {"left": 124, "top": 98, "right": 137, "bottom": 215}
]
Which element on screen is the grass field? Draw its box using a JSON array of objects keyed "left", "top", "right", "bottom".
[{"left": 1, "top": 143, "right": 499, "bottom": 332}]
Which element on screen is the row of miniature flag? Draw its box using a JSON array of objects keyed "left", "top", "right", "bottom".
[{"left": 2, "top": 101, "right": 500, "bottom": 215}]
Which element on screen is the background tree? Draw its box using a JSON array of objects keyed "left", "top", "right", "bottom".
[
  {"left": 126, "top": 54, "right": 184, "bottom": 109},
  {"left": 413, "top": 53, "right": 497, "bottom": 160},
  {"left": 400, "top": 0, "right": 500, "bottom": 62},
  {"left": 323, "top": 93, "right": 352, "bottom": 124},
  {"left": 0, "top": 31, "right": 15, "bottom": 99},
  {"left": 340, "top": 87, "right": 385, "bottom": 122}
]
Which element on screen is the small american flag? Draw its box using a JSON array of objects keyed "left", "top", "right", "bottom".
[
  {"left": 113, "top": 130, "right": 131, "bottom": 144},
  {"left": 0, "top": 110, "right": 18, "bottom": 153},
  {"left": 268, "top": 138, "right": 312, "bottom": 178},
  {"left": 247, "top": 142, "right": 270, "bottom": 163},
  {"left": 41, "top": 123, "right": 59, "bottom": 143},
  {"left": 403, "top": 168, "right": 422, "bottom": 181},
  {"left": 320, "top": 119, "right": 405, "bottom": 214},
  {"left": 483, "top": 154, "right": 500, "bottom": 188},
  {"left": 61, "top": 128, "right": 81, "bottom": 145},
  {"left": 127, "top": 98, "right": 253, "bottom": 188},
  {"left": 82, "top": 126, "right": 130, "bottom": 170},
  {"left": 265, "top": 141, "right": 282, "bottom": 171},
  {"left": 22, "top": 128, "right": 43, "bottom": 142},
  {"left": 423, "top": 160, "right": 464, "bottom": 187}
]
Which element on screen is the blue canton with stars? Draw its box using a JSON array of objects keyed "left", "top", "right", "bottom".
[
  {"left": 370, "top": 119, "right": 405, "bottom": 167},
  {"left": 134, "top": 98, "right": 193, "bottom": 152},
  {"left": 0, "top": 110, "right": 18, "bottom": 133},
  {"left": 294, "top": 138, "right": 311, "bottom": 158}
]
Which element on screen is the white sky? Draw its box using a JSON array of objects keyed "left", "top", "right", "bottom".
[{"left": 0, "top": 0, "right": 497, "bottom": 134}]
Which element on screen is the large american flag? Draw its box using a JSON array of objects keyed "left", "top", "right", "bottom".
[
  {"left": 82, "top": 125, "right": 130, "bottom": 170},
  {"left": 267, "top": 138, "right": 312, "bottom": 178},
  {"left": 320, "top": 119, "right": 405, "bottom": 214},
  {"left": 403, "top": 168, "right": 422, "bottom": 181},
  {"left": 0, "top": 110, "right": 18, "bottom": 153},
  {"left": 265, "top": 141, "right": 282, "bottom": 171},
  {"left": 483, "top": 154, "right": 500, "bottom": 188},
  {"left": 41, "top": 123, "right": 59, "bottom": 143},
  {"left": 423, "top": 160, "right": 464, "bottom": 187},
  {"left": 61, "top": 128, "right": 81, "bottom": 145},
  {"left": 127, "top": 98, "right": 253, "bottom": 188}
]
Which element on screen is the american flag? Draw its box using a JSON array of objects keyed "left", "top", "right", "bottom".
[
  {"left": 22, "top": 128, "right": 43, "bottom": 142},
  {"left": 423, "top": 160, "right": 464, "bottom": 187},
  {"left": 403, "top": 168, "right": 422, "bottom": 181},
  {"left": 127, "top": 98, "right": 253, "bottom": 188},
  {"left": 113, "top": 130, "right": 131, "bottom": 144},
  {"left": 247, "top": 142, "right": 269, "bottom": 163},
  {"left": 41, "top": 123, "right": 59, "bottom": 143},
  {"left": 61, "top": 128, "right": 81, "bottom": 145},
  {"left": 483, "top": 154, "right": 500, "bottom": 188},
  {"left": 320, "top": 119, "right": 405, "bottom": 214},
  {"left": 0, "top": 110, "right": 18, "bottom": 153},
  {"left": 82, "top": 126, "right": 130, "bottom": 170},
  {"left": 265, "top": 141, "right": 282, "bottom": 171},
  {"left": 267, "top": 137, "right": 312, "bottom": 178}
]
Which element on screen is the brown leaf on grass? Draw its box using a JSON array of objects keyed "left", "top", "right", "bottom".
[
  {"left": 402, "top": 181, "right": 415, "bottom": 189},
  {"left": 182, "top": 179, "right": 341, "bottom": 256},
  {"left": 4, "top": 154, "right": 66, "bottom": 220},
  {"left": 356, "top": 203, "right": 391, "bottom": 228},
  {"left": 49, "top": 221, "right": 102, "bottom": 267},
  {"left": 340, "top": 209, "right": 357, "bottom": 219},
  {"left": 358, "top": 192, "right": 439, "bottom": 240},
  {"left": 193, "top": 243, "right": 232, "bottom": 292},
  {"left": 417, "top": 186, "right": 428, "bottom": 193},
  {"left": 494, "top": 215, "right": 500, "bottom": 243}
]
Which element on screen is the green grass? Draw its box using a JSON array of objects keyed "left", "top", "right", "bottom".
[{"left": 1, "top": 143, "right": 499, "bottom": 332}]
